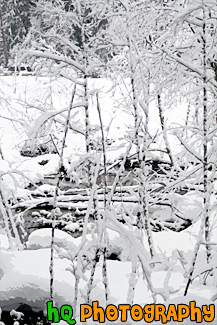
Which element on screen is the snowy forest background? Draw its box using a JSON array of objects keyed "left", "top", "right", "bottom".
[{"left": 0, "top": 0, "right": 217, "bottom": 324}]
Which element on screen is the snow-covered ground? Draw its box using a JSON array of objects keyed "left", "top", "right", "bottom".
[
  {"left": 0, "top": 75, "right": 216, "bottom": 324},
  {"left": 1, "top": 225, "right": 216, "bottom": 323}
]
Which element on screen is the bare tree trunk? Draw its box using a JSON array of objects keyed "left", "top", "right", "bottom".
[
  {"left": 0, "top": 6, "right": 8, "bottom": 67},
  {"left": 78, "top": 4, "right": 92, "bottom": 186},
  {"left": 50, "top": 84, "right": 76, "bottom": 301},
  {"left": 184, "top": 2, "right": 211, "bottom": 295},
  {"left": 185, "top": 102, "right": 190, "bottom": 137},
  {"left": 97, "top": 93, "right": 108, "bottom": 203},
  {"left": 202, "top": 1, "right": 211, "bottom": 263},
  {"left": 124, "top": 3, "right": 154, "bottom": 259},
  {"left": 157, "top": 94, "right": 174, "bottom": 166}
]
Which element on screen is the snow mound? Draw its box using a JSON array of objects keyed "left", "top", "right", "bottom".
[
  {"left": 0, "top": 249, "right": 75, "bottom": 311},
  {"left": 27, "top": 228, "right": 76, "bottom": 250},
  {"left": 151, "top": 230, "right": 196, "bottom": 255},
  {"left": 165, "top": 295, "right": 217, "bottom": 324}
]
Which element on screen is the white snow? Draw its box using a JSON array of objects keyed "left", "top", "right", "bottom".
[
  {"left": 0, "top": 75, "right": 216, "bottom": 324},
  {"left": 0, "top": 248, "right": 75, "bottom": 310},
  {"left": 27, "top": 228, "right": 76, "bottom": 250}
]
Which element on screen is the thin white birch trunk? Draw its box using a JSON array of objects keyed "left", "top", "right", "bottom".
[
  {"left": 50, "top": 84, "right": 76, "bottom": 301},
  {"left": 157, "top": 94, "right": 174, "bottom": 166}
]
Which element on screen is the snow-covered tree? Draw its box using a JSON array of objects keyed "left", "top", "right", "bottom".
[
  {"left": 149, "top": 0, "right": 217, "bottom": 292},
  {"left": 1, "top": 0, "right": 217, "bottom": 314},
  {"left": 0, "top": 0, "right": 32, "bottom": 67}
]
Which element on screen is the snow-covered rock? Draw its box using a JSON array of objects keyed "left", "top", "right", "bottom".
[{"left": 10, "top": 309, "right": 24, "bottom": 320}]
